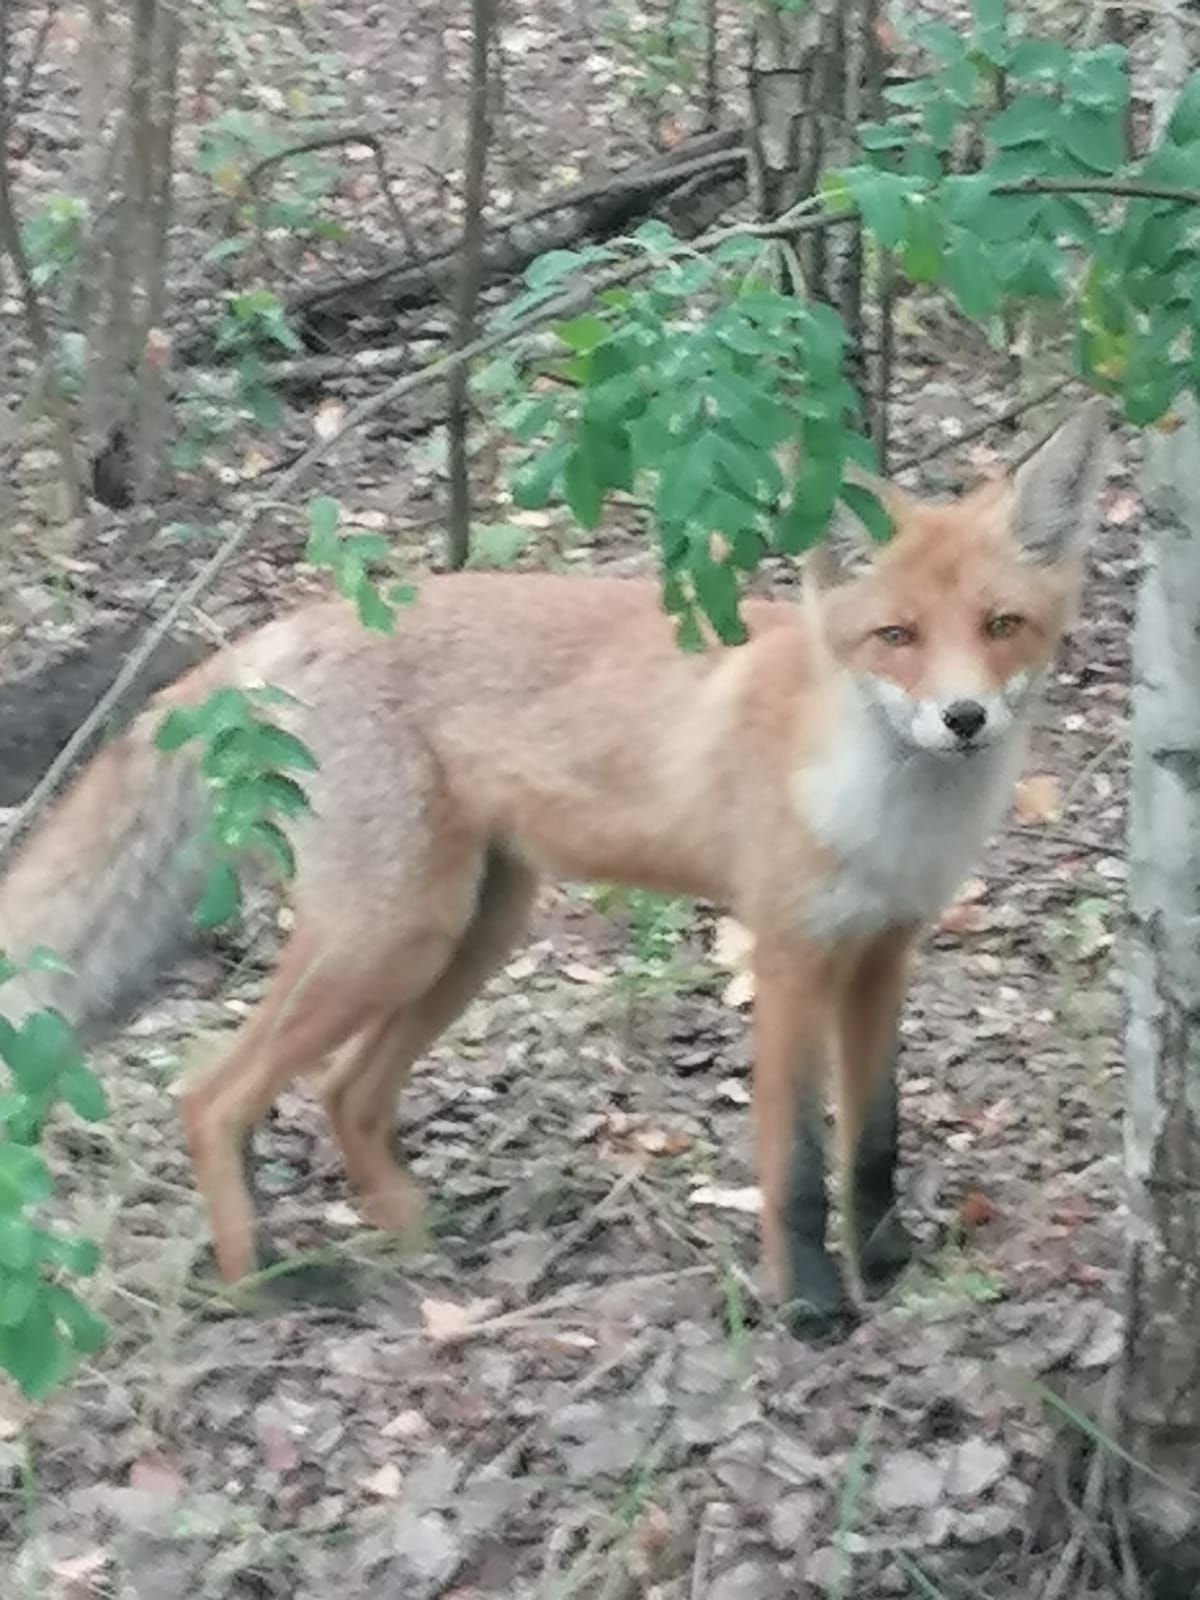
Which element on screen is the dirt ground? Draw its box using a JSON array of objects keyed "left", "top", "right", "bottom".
[{"left": 0, "top": 2, "right": 1143, "bottom": 1596}]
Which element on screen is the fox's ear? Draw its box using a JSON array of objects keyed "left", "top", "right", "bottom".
[{"left": 1009, "top": 397, "right": 1109, "bottom": 563}]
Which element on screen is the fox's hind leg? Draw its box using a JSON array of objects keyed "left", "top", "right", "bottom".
[
  {"left": 181, "top": 856, "right": 487, "bottom": 1282},
  {"left": 319, "top": 849, "right": 539, "bottom": 1237}
]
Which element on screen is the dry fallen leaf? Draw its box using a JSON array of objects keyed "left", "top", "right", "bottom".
[
  {"left": 563, "top": 961, "right": 608, "bottom": 986},
  {"left": 1104, "top": 487, "right": 1140, "bottom": 526},
  {"left": 313, "top": 399, "right": 346, "bottom": 441},
  {"left": 381, "top": 1408, "right": 432, "bottom": 1442},
  {"left": 359, "top": 1461, "right": 403, "bottom": 1500},
  {"left": 722, "top": 971, "right": 756, "bottom": 1008},
  {"left": 259, "top": 1424, "right": 300, "bottom": 1474},
  {"left": 1013, "top": 773, "right": 1062, "bottom": 824},
  {"left": 635, "top": 1126, "right": 692, "bottom": 1157},
  {"left": 689, "top": 1183, "right": 762, "bottom": 1215},
  {"left": 959, "top": 1190, "right": 996, "bottom": 1229},
  {"left": 420, "top": 1294, "right": 502, "bottom": 1342},
  {"left": 714, "top": 1076, "right": 752, "bottom": 1106},
  {"left": 129, "top": 1454, "right": 186, "bottom": 1499},
  {"left": 50, "top": 1549, "right": 109, "bottom": 1596},
  {"left": 711, "top": 916, "right": 754, "bottom": 969}
]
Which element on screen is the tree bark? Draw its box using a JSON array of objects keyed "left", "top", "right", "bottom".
[
  {"left": 1120, "top": 6, "right": 1200, "bottom": 1588},
  {"left": 1123, "top": 396, "right": 1200, "bottom": 1592}
]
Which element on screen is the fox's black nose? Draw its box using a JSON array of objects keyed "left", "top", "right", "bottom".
[{"left": 942, "top": 700, "right": 987, "bottom": 742}]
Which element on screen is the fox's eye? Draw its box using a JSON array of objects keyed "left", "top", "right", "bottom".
[
  {"left": 876, "top": 624, "right": 917, "bottom": 647},
  {"left": 986, "top": 613, "right": 1023, "bottom": 640}
]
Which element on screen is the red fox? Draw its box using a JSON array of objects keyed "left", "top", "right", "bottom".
[{"left": 0, "top": 401, "right": 1107, "bottom": 1338}]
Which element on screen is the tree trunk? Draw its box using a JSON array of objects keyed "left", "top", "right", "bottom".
[
  {"left": 1122, "top": 397, "right": 1200, "bottom": 1593},
  {"left": 1120, "top": 5, "right": 1200, "bottom": 1587}
]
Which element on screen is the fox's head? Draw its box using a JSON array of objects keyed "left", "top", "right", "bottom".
[{"left": 817, "top": 400, "right": 1108, "bottom": 757}]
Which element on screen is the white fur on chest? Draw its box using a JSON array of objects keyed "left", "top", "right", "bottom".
[{"left": 794, "top": 697, "right": 1025, "bottom": 941}]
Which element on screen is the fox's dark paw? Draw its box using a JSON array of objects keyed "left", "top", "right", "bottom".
[
  {"left": 858, "top": 1210, "right": 916, "bottom": 1298},
  {"left": 782, "top": 1244, "right": 857, "bottom": 1344}
]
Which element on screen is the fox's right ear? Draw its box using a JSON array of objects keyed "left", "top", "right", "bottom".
[{"left": 1009, "top": 397, "right": 1109, "bottom": 564}]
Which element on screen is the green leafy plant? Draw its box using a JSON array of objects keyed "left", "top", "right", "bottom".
[
  {"left": 479, "top": 8, "right": 1199, "bottom": 649},
  {"left": 154, "top": 686, "right": 318, "bottom": 928},
  {"left": 172, "top": 289, "right": 300, "bottom": 468},
  {"left": 304, "top": 496, "right": 416, "bottom": 632},
  {"left": 484, "top": 222, "right": 879, "bottom": 650},
  {"left": 0, "top": 951, "right": 107, "bottom": 1399},
  {"left": 19, "top": 194, "right": 88, "bottom": 290},
  {"left": 603, "top": 0, "right": 708, "bottom": 125}
]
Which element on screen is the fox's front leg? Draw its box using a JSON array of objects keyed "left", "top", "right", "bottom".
[
  {"left": 752, "top": 945, "right": 851, "bottom": 1341},
  {"left": 836, "top": 927, "right": 919, "bottom": 1297}
]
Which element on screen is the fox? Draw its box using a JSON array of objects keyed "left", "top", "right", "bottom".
[{"left": 0, "top": 400, "right": 1107, "bottom": 1339}]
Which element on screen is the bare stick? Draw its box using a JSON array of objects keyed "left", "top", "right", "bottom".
[{"left": 447, "top": 0, "right": 495, "bottom": 569}]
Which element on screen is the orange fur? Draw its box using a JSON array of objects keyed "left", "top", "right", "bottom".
[{"left": 0, "top": 404, "right": 1108, "bottom": 1323}]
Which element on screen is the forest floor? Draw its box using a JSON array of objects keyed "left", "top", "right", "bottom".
[{"left": 0, "top": 1, "right": 1144, "bottom": 1596}]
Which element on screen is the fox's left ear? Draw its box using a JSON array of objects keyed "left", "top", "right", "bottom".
[{"left": 1009, "top": 397, "right": 1109, "bottom": 563}]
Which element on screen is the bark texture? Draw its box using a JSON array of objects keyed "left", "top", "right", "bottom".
[{"left": 1123, "top": 395, "right": 1200, "bottom": 1593}]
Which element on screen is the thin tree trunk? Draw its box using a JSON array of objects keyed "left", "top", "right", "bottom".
[
  {"left": 1120, "top": 6, "right": 1200, "bottom": 1587},
  {"left": 132, "top": 0, "right": 181, "bottom": 500},
  {"left": 0, "top": 3, "right": 84, "bottom": 519},
  {"left": 446, "top": 0, "right": 494, "bottom": 571},
  {"left": 1122, "top": 393, "right": 1200, "bottom": 1590}
]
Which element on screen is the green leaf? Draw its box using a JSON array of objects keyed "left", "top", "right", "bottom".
[
  {"left": 1066, "top": 45, "right": 1129, "bottom": 113},
  {"left": 246, "top": 819, "right": 297, "bottom": 881},
  {"left": 37, "top": 1232, "right": 99, "bottom": 1276},
  {"left": 844, "top": 170, "right": 914, "bottom": 248},
  {"left": 0, "top": 1301, "right": 70, "bottom": 1398},
  {"left": 554, "top": 313, "right": 609, "bottom": 353},
  {"left": 859, "top": 122, "right": 911, "bottom": 152},
  {"left": 255, "top": 772, "right": 311, "bottom": 819},
  {"left": 526, "top": 248, "right": 592, "bottom": 290},
  {"left": 154, "top": 707, "right": 199, "bottom": 752},
  {"left": 0, "top": 1144, "right": 52, "bottom": 1210},
  {"left": 194, "top": 862, "right": 241, "bottom": 929},
  {"left": 0, "top": 1272, "right": 37, "bottom": 1329},
  {"left": 1007, "top": 38, "right": 1069, "bottom": 82},
  {"left": 510, "top": 436, "right": 570, "bottom": 509},
  {"left": 355, "top": 579, "right": 396, "bottom": 635},
  {"left": 60, "top": 1064, "right": 108, "bottom": 1123},
  {"left": 922, "top": 98, "right": 959, "bottom": 151},
  {"left": 656, "top": 441, "right": 711, "bottom": 529},
  {"left": 253, "top": 724, "right": 319, "bottom": 774},
  {"left": 987, "top": 93, "right": 1060, "bottom": 148},
  {"left": 631, "top": 219, "right": 676, "bottom": 252},
  {"left": 46, "top": 1285, "right": 107, "bottom": 1355},
  {"left": 970, "top": 0, "right": 1007, "bottom": 63},
  {"left": 1167, "top": 70, "right": 1200, "bottom": 146},
  {"left": 1060, "top": 105, "right": 1125, "bottom": 173},
  {"left": 0, "top": 1218, "right": 34, "bottom": 1272},
  {"left": 467, "top": 522, "right": 533, "bottom": 569},
  {"left": 710, "top": 234, "right": 763, "bottom": 265},
  {"left": 305, "top": 496, "right": 341, "bottom": 566},
  {"left": 840, "top": 482, "right": 893, "bottom": 544},
  {"left": 999, "top": 237, "right": 1065, "bottom": 300},
  {"left": 687, "top": 541, "right": 745, "bottom": 646},
  {"left": 563, "top": 446, "right": 603, "bottom": 529},
  {"left": 23, "top": 948, "right": 71, "bottom": 977},
  {"left": 900, "top": 200, "right": 943, "bottom": 283},
  {"left": 945, "top": 229, "right": 1001, "bottom": 317},
  {"left": 916, "top": 19, "right": 967, "bottom": 66}
]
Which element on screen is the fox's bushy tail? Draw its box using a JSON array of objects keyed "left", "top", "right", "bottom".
[{"left": 0, "top": 719, "right": 212, "bottom": 1041}]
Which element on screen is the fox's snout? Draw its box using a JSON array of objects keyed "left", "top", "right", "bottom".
[
  {"left": 869, "top": 671, "right": 1033, "bottom": 756},
  {"left": 941, "top": 699, "right": 987, "bottom": 745}
]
